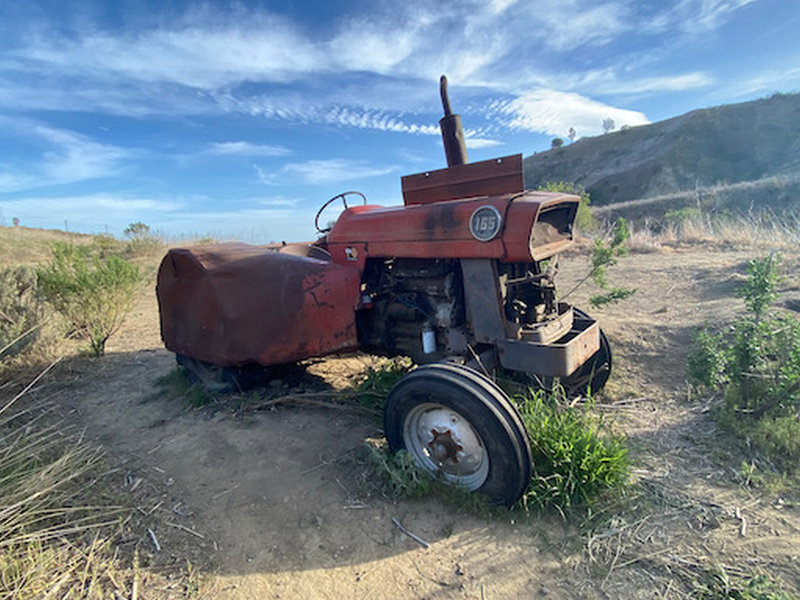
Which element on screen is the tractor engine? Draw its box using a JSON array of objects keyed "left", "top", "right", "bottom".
[
  {"left": 357, "top": 257, "right": 465, "bottom": 362},
  {"left": 357, "top": 256, "right": 565, "bottom": 364}
]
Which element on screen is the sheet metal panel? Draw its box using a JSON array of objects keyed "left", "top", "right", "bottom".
[{"left": 157, "top": 243, "right": 360, "bottom": 367}]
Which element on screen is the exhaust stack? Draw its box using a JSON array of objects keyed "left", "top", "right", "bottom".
[{"left": 439, "top": 75, "right": 469, "bottom": 167}]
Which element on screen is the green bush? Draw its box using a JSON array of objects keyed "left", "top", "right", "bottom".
[
  {"left": 123, "top": 221, "right": 163, "bottom": 256},
  {"left": 355, "top": 358, "right": 410, "bottom": 410},
  {"left": 0, "top": 266, "right": 41, "bottom": 360},
  {"left": 517, "top": 389, "right": 629, "bottom": 512},
  {"left": 737, "top": 253, "right": 782, "bottom": 318},
  {"left": 695, "top": 569, "right": 796, "bottom": 600},
  {"left": 90, "top": 234, "right": 125, "bottom": 258},
  {"left": 589, "top": 218, "right": 637, "bottom": 308},
  {"left": 686, "top": 329, "right": 728, "bottom": 389},
  {"left": 664, "top": 207, "right": 702, "bottom": 225},
  {"left": 688, "top": 254, "right": 800, "bottom": 471},
  {"left": 365, "top": 446, "right": 433, "bottom": 498},
  {"left": 37, "top": 243, "right": 139, "bottom": 357}
]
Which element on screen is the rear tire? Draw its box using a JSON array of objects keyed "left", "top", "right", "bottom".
[{"left": 384, "top": 363, "right": 532, "bottom": 506}]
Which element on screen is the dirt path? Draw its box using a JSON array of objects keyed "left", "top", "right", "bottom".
[{"left": 39, "top": 245, "right": 800, "bottom": 598}]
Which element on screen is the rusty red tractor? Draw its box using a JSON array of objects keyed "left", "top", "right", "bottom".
[{"left": 156, "top": 77, "right": 611, "bottom": 506}]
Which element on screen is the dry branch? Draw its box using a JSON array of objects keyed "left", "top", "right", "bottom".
[{"left": 242, "top": 391, "right": 381, "bottom": 416}]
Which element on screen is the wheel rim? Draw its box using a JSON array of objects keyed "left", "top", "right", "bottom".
[{"left": 402, "top": 402, "right": 489, "bottom": 490}]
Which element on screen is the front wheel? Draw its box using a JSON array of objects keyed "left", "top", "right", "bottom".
[{"left": 384, "top": 363, "right": 532, "bottom": 506}]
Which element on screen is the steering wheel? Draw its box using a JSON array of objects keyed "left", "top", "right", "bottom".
[{"left": 314, "top": 191, "right": 367, "bottom": 233}]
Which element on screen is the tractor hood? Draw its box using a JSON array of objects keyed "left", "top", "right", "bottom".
[{"left": 326, "top": 190, "right": 579, "bottom": 263}]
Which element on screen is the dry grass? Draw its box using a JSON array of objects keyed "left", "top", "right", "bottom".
[
  {"left": 586, "top": 213, "right": 800, "bottom": 253},
  {"left": 0, "top": 226, "right": 93, "bottom": 266},
  {"left": 0, "top": 361, "right": 208, "bottom": 599}
]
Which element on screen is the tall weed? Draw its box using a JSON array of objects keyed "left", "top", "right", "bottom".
[
  {"left": 0, "top": 398, "right": 123, "bottom": 599},
  {"left": 687, "top": 254, "right": 800, "bottom": 471},
  {"left": 0, "top": 266, "right": 41, "bottom": 359}
]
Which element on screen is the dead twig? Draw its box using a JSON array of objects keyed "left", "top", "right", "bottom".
[
  {"left": 147, "top": 528, "right": 161, "bottom": 552},
  {"left": 165, "top": 521, "right": 205, "bottom": 539},
  {"left": 735, "top": 507, "right": 748, "bottom": 537},
  {"left": 212, "top": 483, "right": 239, "bottom": 500},
  {"left": 242, "top": 392, "right": 380, "bottom": 416},
  {"left": 391, "top": 517, "right": 430, "bottom": 549}
]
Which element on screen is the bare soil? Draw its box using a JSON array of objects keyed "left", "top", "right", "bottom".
[{"left": 13, "top": 244, "right": 800, "bottom": 598}]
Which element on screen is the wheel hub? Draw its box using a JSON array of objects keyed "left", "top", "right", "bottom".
[
  {"left": 428, "top": 428, "right": 463, "bottom": 465},
  {"left": 402, "top": 403, "right": 488, "bottom": 488}
]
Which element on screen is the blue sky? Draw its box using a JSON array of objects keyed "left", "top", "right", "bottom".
[{"left": 0, "top": 0, "right": 797, "bottom": 243}]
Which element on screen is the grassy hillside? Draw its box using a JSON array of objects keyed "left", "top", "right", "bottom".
[
  {"left": 0, "top": 226, "right": 94, "bottom": 266},
  {"left": 523, "top": 92, "right": 800, "bottom": 213}
]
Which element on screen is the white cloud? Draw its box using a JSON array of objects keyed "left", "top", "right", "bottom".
[
  {"left": 258, "top": 159, "right": 397, "bottom": 185},
  {"left": 645, "top": 0, "right": 758, "bottom": 33},
  {"left": 524, "top": 0, "right": 632, "bottom": 51},
  {"left": 682, "top": 0, "right": 757, "bottom": 31},
  {"left": 465, "top": 137, "right": 503, "bottom": 149},
  {"left": 205, "top": 142, "right": 290, "bottom": 157},
  {"left": 727, "top": 66, "right": 800, "bottom": 98},
  {"left": 252, "top": 195, "right": 301, "bottom": 207},
  {"left": 13, "top": 18, "right": 323, "bottom": 89},
  {"left": 576, "top": 70, "right": 714, "bottom": 95},
  {"left": 0, "top": 0, "right": 771, "bottom": 145},
  {"left": 501, "top": 89, "right": 649, "bottom": 136},
  {"left": 218, "top": 92, "right": 439, "bottom": 135},
  {"left": 0, "top": 120, "right": 131, "bottom": 192}
]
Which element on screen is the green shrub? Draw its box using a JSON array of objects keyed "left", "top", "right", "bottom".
[
  {"left": 123, "top": 221, "right": 163, "bottom": 256},
  {"left": 365, "top": 445, "right": 433, "bottom": 498},
  {"left": 737, "top": 253, "right": 782, "bottom": 318},
  {"left": 355, "top": 358, "right": 410, "bottom": 410},
  {"left": 37, "top": 242, "right": 139, "bottom": 357},
  {"left": 588, "top": 218, "right": 637, "bottom": 308},
  {"left": 695, "top": 568, "right": 796, "bottom": 600},
  {"left": 664, "top": 207, "right": 702, "bottom": 224},
  {"left": 90, "top": 234, "right": 125, "bottom": 258},
  {"left": 0, "top": 266, "right": 41, "bottom": 360},
  {"left": 686, "top": 329, "right": 728, "bottom": 389},
  {"left": 517, "top": 389, "right": 629, "bottom": 512},
  {"left": 688, "top": 254, "right": 800, "bottom": 471}
]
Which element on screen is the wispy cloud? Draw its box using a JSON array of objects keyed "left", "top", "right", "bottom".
[
  {"left": 574, "top": 70, "right": 714, "bottom": 96},
  {"left": 498, "top": 90, "right": 649, "bottom": 136},
  {"left": 726, "top": 66, "right": 800, "bottom": 98},
  {"left": 643, "top": 0, "right": 758, "bottom": 33},
  {"left": 205, "top": 141, "right": 290, "bottom": 157},
  {"left": 0, "top": 120, "right": 131, "bottom": 192},
  {"left": 465, "top": 137, "right": 503, "bottom": 149},
  {"left": 0, "top": 0, "right": 748, "bottom": 137},
  {"left": 524, "top": 1, "right": 632, "bottom": 51},
  {"left": 218, "top": 92, "right": 440, "bottom": 135},
  {"left": 257, "top": 159, "right": 397, "bottom": 185},
  {"left": 252, "top": 195, "right": 301, "bottom": 207}
]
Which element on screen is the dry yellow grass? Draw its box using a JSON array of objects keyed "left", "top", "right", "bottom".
[{"left": 0, "top": 226, "right": 93, "bottom": 266}]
